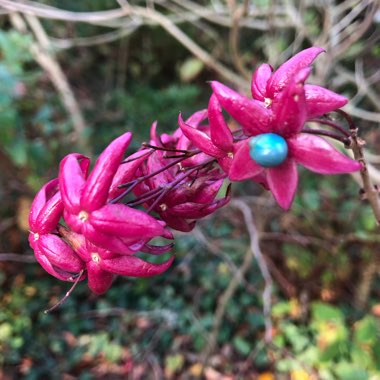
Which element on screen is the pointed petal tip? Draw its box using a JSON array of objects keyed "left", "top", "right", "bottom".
[
  {"left": 267, "top": 46, "right": 325, "bottom": 96},
  {"left": 289, "top": 134, "right": 362, "bottom": 175},
  {"left": 211, "top": 81, "right": 272, "bottom": 135},
  {"left": 178, "top": 111, "right": 225, "bottom": 157},
  {"left": 102, "top": 254, "right": 175, "bottom": 277},
  {"left": 251, "top": 63, "right": 273, "bottom": 100},
  {"left": 208, "top": 94, "right": 234, "bottom": 151},
  {"left": 267, "top": 159, "right": 298, "bottom": 211},
  {"left": 81, "top": 132, "right": 133, "bottom": 211}
]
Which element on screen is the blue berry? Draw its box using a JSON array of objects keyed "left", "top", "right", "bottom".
[{"left": 249, "top": 133, "right": 288, "bottom": 167}]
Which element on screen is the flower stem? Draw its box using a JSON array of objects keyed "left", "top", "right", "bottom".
[
  {"left": 308, "top": 118, "right": 351, "bottom": 137},
  {"left": 44, "top": 269, "right": 85, "bottom": 313},
  {"left": 301, "top": 128, "right": 350, "bottom": 144},
  {"left": 142, "top": 142, "right": 193, "bottom": 154},
  {"left": 109, "top": 155, "right": 191, "bottom": 204}
]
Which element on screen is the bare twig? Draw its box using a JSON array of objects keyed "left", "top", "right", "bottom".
[
  {"left": 354, "top": 253, "right": 380, "bottom": 309},
  {"left": 201, "top": 247, "right": 254, "bottom": 364},
  {"left": 0, "top": 253, "right": 35, "bottom": 263},
  {"left": 123, "top": 4, "right": 247, "bottom": 88},
  {"left": 231, "top": 199, "right": 273, "bottom": 343},
  {"left": 228, "top": 0, "right": 251, "bottom": 79},
  {"left": 44, "top": 269, "right": 85, "bottom": 313},
  {"left": 9, "top": 13, "right": 90, "bottom": 154},
  {"left": 341, "top": 111, "right": 380, "bottom": 225}
]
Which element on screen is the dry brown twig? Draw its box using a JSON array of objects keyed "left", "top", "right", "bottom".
[
  {"left": 9, "top": 12, "right": 91, "bottom": 154},
  {"left": 0, "top": 253, "right": 35, "bottom": 263},
  {"left": 343, "top": 113, "right": 380, "bottom": 225},
  {"left": 231, "top": 199, "right": 273, "bottom": 342},
  {"left": 200, "top": 198, "right": 273, "bottom": 370}
]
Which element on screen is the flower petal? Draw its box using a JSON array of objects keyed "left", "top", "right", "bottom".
[
  {"left": 304, "top": 84, "right": 348, "bottom": 118},
  {"left": 84, "top": 222, "right": 138, "bottom": 254},
  {"left": 211, "top": 81, "right": 272, "bottom": 135},
  {"left": 288, "top": 134, "right": 361, "bottom": 174},
  {"left": 29, "top": 179, "right": 61, "bottom": 233},
  {"left": 87, "top": 261, "right": 114, "bottom": 294},
  {"left": 218, "top": 155, "right": 233, "bottom": 174},
  {"left": 57, "top": 225, "right": 90, "bottom": 262},
  {"left": 59, "top": 154, "right": 88, "bottom": 214},
  {"left": 101, "top": 254, "right": 174, "bottom": 277},
  {"left": 90, "top": 203, "right": 164, "bottom": 239},
  {"left": 267, "top": 46, "right": 325, "bottom": 97},
  {"left": 271, "top": 68, "right": 310, "bottom": 137},
  {"left": 266, "top": 158, "right": 298, "bottom": 210},
  {"left": 108, "top": 149, "right": 151, "bottom": 200},
  {"left": 229, "top": 141, "right": 264, "bottom": 181},
  {"left": 141, "top": 243, "right": 174, "bottom": 255},
  {"left": 159, "top": 212, "right": 196, "bottom": 232},
  {"left": 169, "top": 187, "right": 231, "bottom": 218},
  {"left": 149, "top": 121, "right": 159, "bottom": 145},
  {"left": 185, "top": 109, "right": 208, "bottom": 126},
  {"left": 251, "top": 63, "right": 273, "bottom": 101},
  {"left": 191, "top": 178, "right": 224, "bottom": 204},
  {"left": 208, "top": 94, "right": 234, "bottom": 151},
  {"left": 81, "top": 132, "right": 132, "bottom": 212},
  {"left": 250, "top": 172, "right": 269, "bottom": 190},
  {"left": 38, "top": 234, "right": 84, "bottom": 273},
  {"left": 36, "top": 192, "right": 63, "bottom": 234},
  {"left": 34, "top": 244, "right": 82, "bottom": 282},
  {"left": 178, "top": 113, "right": 225, "bottom": 158}
]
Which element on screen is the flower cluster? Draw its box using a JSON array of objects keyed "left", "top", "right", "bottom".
[
  {"left": 181, "top": 47, "right": 361, "bottom": 209},
  {"left": 29, "top": 46, "right": 361, "bottom": 295},
  {"left": 29, "top": 133, "right": 175, "bottom": 294}
]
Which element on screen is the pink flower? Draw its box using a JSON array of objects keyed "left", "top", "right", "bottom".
[
  {"left": 28, "top": 179, "right": 85, "bottom": 281},
  {"left": 134, "top": 147, "right": 230, "bottom": 232},
  {"left": 178, "top": 95, "right": 268, "bottom": 188},
  {"left": 178, "top": 95, "right": 235, "bottom": 173},
  {"left": 132, "top": 116, "right": 231, "bottom": 231},
  {"left": 59, "top": 132, "right": 166, "bottom": 253},
  {"left": 212, "top": 66, "right": 361, "bottom": 210},
  {"left": 251, "top": 47, "right": 348, "bottom": 118},
  {"left": 59, "top": 227, "right": 174, "bottom": 294},
  {"left": 212, "top": 47, "right": 349, "bottom": 138}
]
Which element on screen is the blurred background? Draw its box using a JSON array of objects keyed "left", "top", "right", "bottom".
[{"left": 0, "top": 1, "right": 379, "bottom": 379}]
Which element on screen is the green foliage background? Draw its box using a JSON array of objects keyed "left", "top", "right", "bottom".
[{"left": 0, "top": 1, "right": 380, "bottom": 379}]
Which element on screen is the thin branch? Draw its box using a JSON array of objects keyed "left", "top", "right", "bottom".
[
  {"left": 339, "top": 110, "right": 380, "bottom": 225},
  {"left": 231, "top": 199, "right": 273, "bottom": 343},
  {"left": 343, "top": 105, "right": 380, "bottom": 123},
  {"left": 228, "top": 0, "right": 251, "bottom": 79},
  {"left": 0, "top": 253, "right": 36, "bottom": 263},
  {"left": 9, "top": 13, "right": 90, "bottom": 154},
  {"left": 125, "top": 4, "right": 248, "bottom": 89},
  {"left": 201, "top": 247, "right": 254, "bottom": 365},
  {"left": 50, "top": 25, "right": 139, "bottom": 49},
  {"left": 44, "top": 269, "right": 85, "bottom": 313}
]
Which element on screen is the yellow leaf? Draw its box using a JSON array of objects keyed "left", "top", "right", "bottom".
[
  {"left": 189, "top": 363, "right": 203, "bottom": 377},
  {"left": 291, "top": 369, "right": 311, "bottom": 380},
  {"left": 17, "top": 196, "right": 32, "bottom": 232}
]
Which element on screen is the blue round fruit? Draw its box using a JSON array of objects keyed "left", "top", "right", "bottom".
[{"left": 249, "top": 133, "right": 288, "bottom": 167}]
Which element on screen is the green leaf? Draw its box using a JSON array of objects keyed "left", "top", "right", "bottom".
[
  {"left": 165, "top": 354, "right": 185, "bottom": 374},
  {"left": 282, "top": 323, "right": 310, "bottom": 353},
  {"left": 311, "top": 302, "right": 344, "bottom": 322},
  {"left": 179, "top": 58, "right": 204, "bottom": 82},
  {"left": 233, "top": 336, "right": 251, "bottom": 355},
  {"left": 272, "top": 301, "right": 292, "bottom": 318},
  {"left": 334, "top": 362, "right": 368, "bottom": 380},
  {"left": 0, "top": 323, "right": 12, "bottom": 341},
  {"left": 354, "top": 316, "right": 379, "bottom": 346}
]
